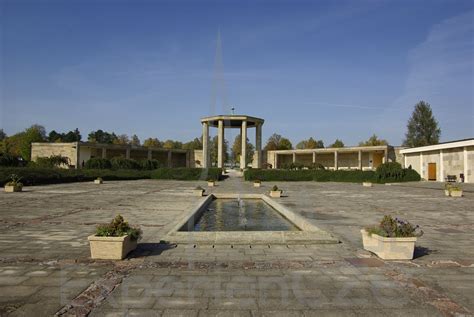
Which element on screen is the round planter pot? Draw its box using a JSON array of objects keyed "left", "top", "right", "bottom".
[
  {"left": 362, "top": 182, "right": 373, "bottom": 187},
  {"left": 270, "top": 190, "right": 282, "bottom": 198},
  {"left": 253, "top": 182, "right": 261, "bottom": 188},
  {"left": 4, "top": 185, "right": 23, "bottom": 193}
]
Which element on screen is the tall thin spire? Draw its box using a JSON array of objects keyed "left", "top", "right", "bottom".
[{"left": 210, "top": 28, "right": 228, "bottom": 115}]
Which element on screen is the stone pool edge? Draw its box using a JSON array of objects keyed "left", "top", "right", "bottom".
[{"left": 163, "top": 193, "right": 340, "bottom": 245}]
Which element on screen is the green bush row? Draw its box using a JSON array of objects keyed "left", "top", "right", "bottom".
[
  {"left": 151, "top": 168, "right": 223, "bottom": 181},
  {"left": 0, "top": 167, "right": 223, "bottom": 186},
  {"left": 244, "top": 162, "right": 420, "bottom": 183},
  {"left": 85, "top": 157, "right": 164, "bottom": 170},
  {"left": 0, "top": 167, "right": 152, "bottom": 186}
]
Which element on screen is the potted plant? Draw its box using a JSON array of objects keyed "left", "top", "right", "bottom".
[
  {"left": 94, "top": 177, "right": 103, "bottom": 184},
  {"left": 88, "top": 215, "right": 142, "bottom": 260},
  {"left": 193, "top": 186, "right": 205, "bottom": 196},
  {"left": 253, "top": 179, "right": 262, "bottom": 188},
  {"left": 444, "top": 183, "right": 452, "bottom": 196},
  {"left": 449, "top": 184, "right": 463, "bottom": 198},
  {"left": 361, "top": 215, "right": 423, "bottom": 260},
  {"left": 270, "top": 185, "right": 282, "bottom": 198},
  {"left": 4, "top": 174, "right": 23, "bottom": 193},
  {"left": 207, "top": 179, "right": 216, "bottom": 187}
]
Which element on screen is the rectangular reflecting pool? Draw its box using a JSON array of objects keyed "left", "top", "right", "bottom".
[{"left": 186, "top": 198, "right": 300, "bottom": 232}]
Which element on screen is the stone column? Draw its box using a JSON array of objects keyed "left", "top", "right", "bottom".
[
  {"left": 202, "top": 122, "right": 209, "bottom": 168},
  {"left": 358, "top": 150, "right": 362, "bottom": 170},
  {"left": 384, "top": 148, "right": 388, "bottom": 163},
  {"left": 463, "top": 147, "right": 468, "bottom": 183},
  {"left": 292, "top": 153, "right": 296, "bottom": 163},
  {"left": 420, "top": 152, "right": 423, "bottom": 179},
  {"left": 147, "top": 149, "right": 152, "bottom": 160},
  {"left": 255, "top": 123, "right": 262, "bottom": 168},
  {"left": 334, "top": 151, "right": 338, "bottom": 170},
  {"left": 101, "top": 148, "right": 107, "bottom": 159},
  {"left": 125, "top": 148, "right": 130, "bottom": 159},
  {"left": 241, "top": 120, "right": 247, "bottom": 169},
  {"left": 312, "top": 152, "right": 316, "bottom": 164},
  {"left": 439, "top": 150, "right": 444, "bottom": 181},
  {"left": 274, "top": 153, "right": 278, "bottom": 169},
  {"left": 167, "top": 150, "right": 172, "bottom": 168},
  {"left": 217, "top": 120, "right": 224, "bottom": 168}
]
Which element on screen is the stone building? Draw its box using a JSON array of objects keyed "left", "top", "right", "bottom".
[
  {"left": 31, "top": 142, "right": 191, "bottom": 168},
  {"left": 400, "top": 139, "right": 474, "bottom": 183}
]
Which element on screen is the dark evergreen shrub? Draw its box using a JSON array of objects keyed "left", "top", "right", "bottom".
[{"left": 85, "top": 158, "right": 112, "bottom": 169}]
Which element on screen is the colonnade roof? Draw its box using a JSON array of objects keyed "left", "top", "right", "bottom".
[{"left": 201, "top": 115, "right": 264, "bottom": 128}]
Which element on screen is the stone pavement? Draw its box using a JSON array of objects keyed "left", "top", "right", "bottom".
[{"left": 0, "top": 177, "right": 472, "bottom": 316}]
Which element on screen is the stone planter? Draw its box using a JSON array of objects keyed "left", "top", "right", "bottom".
[
  {"left": 361, "top": 229, "right": 417, "bottom": 260},
  {"left": 94, "top": 179, "right": 103, "bottom": 184},
  {"left": 4, "top": 184, "right": 23, "bottom": 193},
  {"left": 193, "top": 189, "right": 205, "bottom": 197},
  {"left": 270, "top": 190, "right": 282, "bottom": 198},
  {"left": 253, "top": 182, "right": 261, "bottom": 188},
  {"left": 362, "top": 182, "right": 373, "bottom": 187},
  {"left": 88, "top": 235, "right": 137, "bottom": 260},
  {"left": 445, "top": 189, "right": 450, "bottom": 196},
  {"left": 207, "top": 181, "right": 215, "bottom": 187},
  {"left": 450, "top": 190, "right": 463, "bottom": 198}
]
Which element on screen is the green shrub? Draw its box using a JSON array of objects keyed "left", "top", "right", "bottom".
[
  {"left": 151, "top": 168, "right": 222, "bottom": 181},
  {"left": 35, "top": 155, "right": 70, "bottom": 168},
  {"left": 110, "top": 158, "right": 141, "bottom": 170},
  {"left": 95, "top": 215, "right": 142, "bottom": 240},
  {"left": 244, "top": 168, "right": 375, "bottom": 182},
  {"left": 0, "top": 167, "right": 151, "bottom": 186},
  {"left": 140, "top": 159, "right": 162, "bottom": 170},
  {"left": 375, "top": 162, "right": 420, "bottom": 182},
  {"left": 85, "top": 158, "right": 112, "bottom": 169},
  {"left": 244, "top": 167, "right": 417, "bottom": 183},
  {"left": 0, "top": 154, "right": 21, "bottom": 167},
  {"left": 366, "top": 215, "right": 423, "bottom": 238}
]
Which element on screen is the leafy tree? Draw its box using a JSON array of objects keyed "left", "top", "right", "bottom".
[
  {"left": 403, "top": 101, "right": 441, "bottom": 147},
  {"left": 143, "top": 138, "right": 163, "bottom": 148},
  {"left": 114, "top": 134, "right": 130, "bottom": 145},
  {"left": 48, "top": 128, "right": 81, "bottom": 143},
  {"left": 0, "top": 129, "right": 6, "bottom": 141},
  {"left": 210, "top": 136, "right": 229, "bottom": 165},
  {"left": 264, "top": 133, "right": 293, "bottom": 150},
  {"left": 88, "top": 130, "right": 117, "bottom": 144},
  {"left": 6, "top": 124, "right": 47, "bottom": 160},
  {"left": 296, "top": 137, "right": 324, "bottom": 149},
  {"left": 359, "top": 134, "right": 388, "bottom": 146},
  {"left": 163, "top": 140, "right": 183, "bottom": 149},
  {"left": 182, "top": 137, "right": 202, "bottom": 150},
  {"left": 63, "top": 128, "right": 81, "bottom": 142},
  {"left": 329, "top": 139, "right": 344, "bottom": 148},
  {"left": 130, "top": 134, "right": 141, "bottom": 146},
  {"left": 231, "top": 134, "right": 255, "bottom": 164}
]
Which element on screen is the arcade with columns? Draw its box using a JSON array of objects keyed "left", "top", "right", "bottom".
[{"left": 201, "top": 115, "right": 264, "bottom": 168}]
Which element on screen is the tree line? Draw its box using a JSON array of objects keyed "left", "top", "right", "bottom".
[{"left": 0, "top": 101, "right": 441, "bottom": 161}]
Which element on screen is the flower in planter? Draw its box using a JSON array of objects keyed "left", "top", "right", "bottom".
[
  {"left": 96, "top": 177, "right": 103, "bottom": 181},
  {"left": 254, "top": 179, "right": 261, "bottom": 183},
  {"left": 95, "top": 215, "right": 142, "bottom": 241},
  {"left": 366, "top": 215, "right": 423, "bottom": 238},
  {"left": 5, "top": 174, "right": 23, "bottom": 190},
  {"left": 195, "top": 186, "right": 205, "bottom": 191},
  {"left": 271, "top": 185, "right": 281, "bottom": 192}
]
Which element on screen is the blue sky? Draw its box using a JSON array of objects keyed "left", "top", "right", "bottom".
[{"left": 1, "top": 0, "right": 473, "bottom": 146}]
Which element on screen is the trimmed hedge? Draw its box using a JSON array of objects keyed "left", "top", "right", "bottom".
[
  {"left": 151, "top": 168, "right": 223, "bottom": 181},
  {"left": 244, "top": 165, "right": 420, "bottom": 183},
  {"left": 244, "top": 169, "right": 376, "bottom": 182},
  {"left": 85, "top": 158, "right": 112, "bottom": 169},
  {"left": 0, "top": 167, "right": 224, "bottom": 186},
  {"left": 0, "top": 167, "right": 152, "bottom": 186}
]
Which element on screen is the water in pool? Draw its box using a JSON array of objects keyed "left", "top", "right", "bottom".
[{"left": 192, "top": 198, "right": 299, "bottom": 231}]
